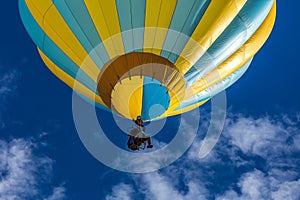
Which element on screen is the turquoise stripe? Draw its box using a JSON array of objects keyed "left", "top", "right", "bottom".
[
  {"left": 160, "top": 0, "right": 211, "bottom": 63},
  {"left": 53, "top": 0, "right": 110, "bottom": 69},
  {"left": 176, "top": 59, "right": 253, "bottom": 111},
  {"left": 19, "top": 0, "right": 44, "bottom": 48},
  {"left": 141, "top": 76, "right": 170, "bottom": 120},
  {"left": 184, "top": 0, "right": 274, "bottom": 86},
  {"left": 19, "top": 0, "right": 99, "bottom": 95},
  {"left": 116, "top": 0, "right": 145, "bottom": 53}
]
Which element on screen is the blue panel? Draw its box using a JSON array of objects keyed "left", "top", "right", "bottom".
[
  {"left": 161, "top": 0, "right": 211, "bottom": 63},
  {"left": 19, "top": 1, "right": 98, "bottom": 95},
  {"left": 53, "top": 0, "right": 110, "bottom": 69},
  {"left": 141, "top": 76, "right": 170, "bottom": 120},
  {"left": 184, "top": 0, "right": 274, "bottom": 85},
  {"left": 176, "top": 59, "right": 253, "bottom": 111},
  {"left": 116, "top": 0, "right": 145, "bottom": 53}
]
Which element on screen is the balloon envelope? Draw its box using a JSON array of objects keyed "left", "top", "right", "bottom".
[{"left": 19, "top": 0, "right": 276, "bottom": 121}]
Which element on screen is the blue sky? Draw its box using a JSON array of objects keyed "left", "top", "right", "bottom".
[{"left": 0, "top": 1, "right": 300, "bottom": 200}]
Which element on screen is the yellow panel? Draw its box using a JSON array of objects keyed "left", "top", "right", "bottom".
[
  {"left": 144, "top": 0, "right": 177, "bottom": 55},
  {"left": 25, "top": 0, "right": 100, "bottom": 82},
  {"left": 25, "top": 0, "right": 53, "bottom": 18},
  {"left": 162, "top": 90, "right": 180, "bottom": 117},
  {"left": 84, "top": 0, "right": 124, "bottom": 58},
  {"left": 189, "top": 2, "right": 276, "bottom": 97},
  {"left": 175, "top": 0, "right": 247, "bottom": 74},
  {"left": 38, "top": 49, "right": 106, "bottom": 106},
  {"left": 111, "top": 76, "right": 144, "bottom": 119}
]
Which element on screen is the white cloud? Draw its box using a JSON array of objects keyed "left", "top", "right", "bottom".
[
  {"left": 0, "top": 139, "right": 42, "bottom": 199},
  {"left": 216, "top": 170, "right": 269, "bottom": 200},
  {"left": 215, "top": 114, "right": 300, "bottom": 200},
  {"left": 271, "top": 179, "right": 300, "bottom": 200},
  {"left": 225, "top": 115, "right": 286, "bottom": 157},
  {"left": 140, "top": 172, "right": 208, "bottom": 200},
  {"left": 105, "top": 172, "right": 208, "bottom": 200},
  {"left": 0, "top": 139, "right": 67, "bottom": 200},
  {"left": 223, "top": 114, "right": 300, "bottom": 171},
  {"left": 0, "top": 69, "right": 18, "bottom": 101},
  {"left": 217, "top": 169, "right": 300, "bottom": 200},
  {"left": 0, "top": 69, "right": 19, "bottom": 130},
  {"left": 0, "top": 67, "right": 66, "bottom": 199},
  {"left": 105, "top": 183, "right": 134, "bottom": 200},
  {"left": 45, "top": 185, "right": 67, "bottom": 200}
]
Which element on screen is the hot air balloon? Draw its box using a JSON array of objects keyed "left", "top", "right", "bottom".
[{"left": 19, "top": 0, "right": 276, "bottom": 121}]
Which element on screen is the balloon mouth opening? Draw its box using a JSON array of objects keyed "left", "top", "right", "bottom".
[{"left": 97, "top": 52, "right": 186, "bottom": 120}]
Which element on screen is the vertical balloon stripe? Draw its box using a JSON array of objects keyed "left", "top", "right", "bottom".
[
  {"left": 161, "top": 0, "right": 211, "bottom": 63},
  {"left": 111, "top": 76, "right": 144, "bottom": 120},
  {"left": 141, "top": 76, "right": 170, "bottom": 120},
  {"left": 20, "top": 0, "right": 98, "bottom": 93},
  {"left": 169, "top": 0, "right": 210, "bottom": 34},
  {"left": 53, "top": 0, "right": 110, "bottom": 69},
  {"left": 144, "top": 0, "right": 177, "bottom": 55},
  {"left": 175, "top": 0, "right": 247, "bottom": 74},
  {"left": 84, "top": 0, "right": 125, "bottom": 58},
  {"left": 38, "top": 49, "right": 106, "bottom": 107},
  {"left": 116, "top": 0, "right": 145, "bottom": 53},
  {"left": 128, "top": 77, "right": 144, "bottom": 119},
  {"left": 184, "top": 0, "right": 274, "bottom": 86}
]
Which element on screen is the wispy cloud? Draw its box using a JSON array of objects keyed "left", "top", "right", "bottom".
[
  {"left": 0, "top": 139, "right": 67, "bottom": 200},
  {"left": 105, "top": 183, "right": 134, "bottom": 200},
  {"left": 0, "top": 65, "right": 67, "bottom": 199},
  {"left": 0, "top": 69, "right": 19, "bottom": 102},
  {"left": 106, "top": 113, "right": 300, "bottom": 200},
  {"left": 139, "top": 172, "right": 208, "bottom": 200},
  {"left": 225, "top": 115, "right": 293, "bottom": 157},
  {"left": 45, "top": 185, "right": 67, "bottom": 200},
  {"left": 216, "top": 169, "right": 300, "bottom": 200},
  {"left": 0, "top": 68, "right": 20, "bottom": 130}
]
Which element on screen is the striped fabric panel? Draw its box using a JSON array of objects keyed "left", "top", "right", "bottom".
[
  {"left": 170, "top": 0, "right": 276, "bottom": 114},
  {"left": 141, "top": 76, "right": 170, "bottom": 120},
  {"left": 184, "top": 0, "right": 274, "bottom": 86},
  {"left": 143, "top": 0, "right": 177, "bottom": 55},
  {"left": 116, "top": 0, "right": 146, "bottom": 53},
  {"left": 160, "top": 0, "right": 211, "bottom": 63},
  {"left": 53, "top": 0, "right": 110, "bottom": 70},
  {"left": 84, "top": 0, "right": 125, "bottom": 58},
  {"left": 176, "top": 59, "right": 252, "bottom": 111},
  {"left": 111, "top": 76, "right": 144, "bottom": 120},
  {"left": 175, "top": 0, "right": 247, "bottom": 74},
  {"left": 183, "top": 2, "right": 276, "bottom": 103}
]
